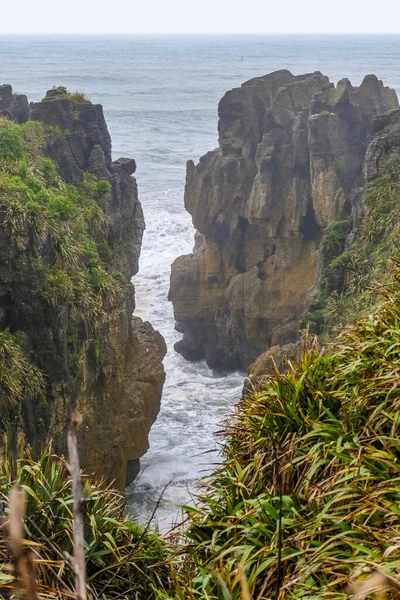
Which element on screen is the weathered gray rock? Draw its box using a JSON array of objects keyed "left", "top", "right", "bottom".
[
  {"left": 242, "top": 342, "right": 301, "bottom": 396},
  {"left": 113, "top": 157, "right": 137, "bottom": 175},
  {"left": 170, "top": 71, "right": 398, "bottom": 370},
  {"left": 365, "top": 109, "right": 400, "bottom": 180},
  {"left": 0, "top": 86, "right": 166, "bottom": 488},
  {"left": 0, "top": 84, "right": 29, "bottom": 122}
]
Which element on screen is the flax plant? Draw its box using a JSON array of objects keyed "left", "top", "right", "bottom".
[
  {"left": 0, "top": 444, "right": 169, "bottom": 599},
  {"left": 165, "top": 263, "right": 400, "bottom": 599}
]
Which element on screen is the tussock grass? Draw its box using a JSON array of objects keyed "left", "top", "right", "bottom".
[
  {"left": 0, "top": 444, "right": 169, "bottom": 599},
  {"left": 0, "top": 330, "right": 44, "bottom": 410},
  {"left": 165, "top": 262, "right": 400, "bottom": 599},
  {"left": 56, "top": 88, "right": 90, "bottom": 103}
]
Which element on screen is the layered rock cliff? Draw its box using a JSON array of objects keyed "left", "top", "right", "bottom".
[
  {"left": 169, "top": 70, "right": 398, "bottom": 370},
  {"left": 0, "top": 86, "right": 166, "bottom": 488}
]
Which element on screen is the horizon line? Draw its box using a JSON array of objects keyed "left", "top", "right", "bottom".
[{"left": 1, "top": 31, "right": 400, "bottom": 36}]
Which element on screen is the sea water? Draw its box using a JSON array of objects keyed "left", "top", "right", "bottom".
[{"left": 1, "top": 34, "right": 399, "bottom": 529}]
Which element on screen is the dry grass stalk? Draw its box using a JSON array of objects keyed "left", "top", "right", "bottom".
[
  {"left": 2, "top": 485, "right": 39, "bottom": 600},
  {"left": 67, "top": 413, "right": 87, "bottom": 600},
  {"left": 348, "top": 569, "right": 400, "bottom": 599},
  {"left": 237, "top": 563, "right": 252, "bottom": 600}
]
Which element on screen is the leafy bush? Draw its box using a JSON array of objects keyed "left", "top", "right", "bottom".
[
  {"left": 96, "top": 179, "right": 112, "bottom": 196},
  {"left": 335, "top": 155, "right": 346, "bottom": 170},
  {"left": 0, "top": 445, "right": 169, "bottom": 598},
  {"left": 322, "top": 218, "right": 352, "bottom": 265},
  {"left": 0, "top": 118, "right": 23, "bottom": 160},
  {"left": 167, "top": 264, "right": 400, "bottom": 599}
]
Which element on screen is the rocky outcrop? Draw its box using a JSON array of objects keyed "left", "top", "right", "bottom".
[
  {"left": 170, "top": 70, "right": 398, "bottom": 370},
  {"left": 365, "top": 109, "right": 400, "bottom": 179},
  {"left": 0, "top": 84, "right": 30, "bottom": 123},
  {"left": 243, "top": 343, "right": 301, "bottom": 396},
  {"left": 0, "top": 86, "right": 166, "bottom": 488}
]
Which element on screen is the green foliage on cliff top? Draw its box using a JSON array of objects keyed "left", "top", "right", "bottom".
[
  {"left": 0, "top": 115, "right": 128, "bottom": 406},
  {"left": 52, "top": 86, "right": 90, "bottom": 103},
  {"left": 304, "top": 166, "right": 400, "bottom": 337},
  {"left": 0, "top": 117, "right": 127, "bottom": 324},
  {"left": 164, "top": 262, "right": 400, "bottom": 599},
  {"left": 0, "top": 444, "right": 169, "bottom": 599}
]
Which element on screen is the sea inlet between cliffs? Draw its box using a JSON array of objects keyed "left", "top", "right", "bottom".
[{"left": 2, "top": 33, "right": 399, "bottom": 530}]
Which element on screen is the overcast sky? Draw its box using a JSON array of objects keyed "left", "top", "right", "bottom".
[{"left": 1, "top": 0, "right": 400, "bottom": 34}]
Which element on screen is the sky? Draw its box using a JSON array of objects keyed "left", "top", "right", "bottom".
[{"left": 1, "top": 0, "right": 400, "bottom": 34}]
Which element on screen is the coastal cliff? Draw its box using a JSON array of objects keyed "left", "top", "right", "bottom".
[
  {"left": 0, "top": 85, "right": 166, "bottom": 488},
  {"left": 169, "top": 70, "right": 398, "bottom": 370}
]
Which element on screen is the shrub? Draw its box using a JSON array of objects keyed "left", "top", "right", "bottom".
[
  {"left": 95, "top": 179, "right": 112, "bottom": 196},
  {"left": 168, "top": 263, "right": 400, "bottom": 599},
  {"left": 0, "top": 118, "right": 23, "bottom": 160},
  {"left": 322, "top": 218, "right": 352, "bottom": 264},
  {"left": 58, "top": 88, "right": 90, "bottom": 103},
  {"left": 0, "top": 445, "right": 169, "bottom": 598},
  {"left": 335, "top": 155, "right": 346, "bottom": 170}
]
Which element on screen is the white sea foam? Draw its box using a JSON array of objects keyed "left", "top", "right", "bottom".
[
  {"left": 2, "top": 33, "right": 399, "bottom": 530},
  {"left": 130, "top": 186, "right": 243, "bottom": 530}
]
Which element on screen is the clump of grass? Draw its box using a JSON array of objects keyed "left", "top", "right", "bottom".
[
  {"left": 0, "top": 444, "right": 169, "bottom": 599},
  {"left": 52, "top": 86, "right": 90, "bottom": 103},
  {"left": 166, "top": 262, "right": 400, "bottom": 599},
  {"left": 0, "top": 330, "right": 44, "bottom": 410},
  {"left": 0, "top": 118, "right": 24, "bottom": 160}
]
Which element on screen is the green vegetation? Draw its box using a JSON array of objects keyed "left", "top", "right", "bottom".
[
  {"left": 0, "top": 330, "right": 44, "bottom": 409},
  {"left": 0, "top": 445, "right": 169, "bottom": 599},
  {"left": 0, "top": 120, "right": 23, "bottom": 160},
  {"left": 0, "top": 115, "right": 126, "bottom": 406},
  {"left": 320, "top": 109, "right": 333, "bottom": 119},
  {"left": 165, "top": 263, "right": 400, "bottom": 599},
  {"left": 53, "top": 86, "right": 90, "bottom": 103},
  {"left": 335, "top": 155, "right": 346, "bottom": 170},
  {"left": 0, "top": 116, "right": 125, "bottom": 326},
  {"left": 304, "top": 167, "right": 400, "bottom": 336}
]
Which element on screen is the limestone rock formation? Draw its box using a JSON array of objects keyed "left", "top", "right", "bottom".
[
  {"left": 0, "top": 86, "right": 166, "bottom": 488},
  {"left": 170, "top": 70, "right": 398, "bottom": 370},
  {"left": 0, "top": 84, "right": 30, "bottom": 123},
  {"left": 243, "top": 343, "right": 301, "bottom": 396}
]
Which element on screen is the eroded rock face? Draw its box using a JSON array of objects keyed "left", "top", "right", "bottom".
[
  {"left": 170, "top": 70, "right": 398, "bottom": 370},
  {"left": 0, "top": 86, "right": 166, "bottom": 488},
  {"left": 243, "top": 342, "right": 301, "bottom": 396},
  {"left": 0, "top": 84, "right": 30, "bottom": 123}
]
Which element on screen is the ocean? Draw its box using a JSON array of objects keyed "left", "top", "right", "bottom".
[{"left": 1, "top": 34, "right": 400, "bottom": 529}]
